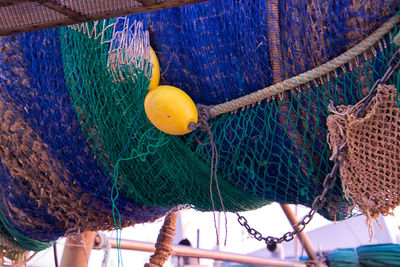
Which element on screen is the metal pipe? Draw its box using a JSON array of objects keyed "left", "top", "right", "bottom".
[
  {"left": 280, "top": 204, "right": 323, "bottom": 267},
  {"left": 94, "top": 236, "right": 306, "bottom": 267}
]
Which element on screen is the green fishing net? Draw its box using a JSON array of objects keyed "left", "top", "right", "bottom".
[
  {"left": 60, "top": 8, "right": 400, "bottom": 222},
  {"left": 60, "top": 18, "right": 269, "bottom": 215}
]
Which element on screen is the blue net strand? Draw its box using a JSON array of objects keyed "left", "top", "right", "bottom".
[{"left": 148, "top": 0, "right": 398, "bottom": 103}]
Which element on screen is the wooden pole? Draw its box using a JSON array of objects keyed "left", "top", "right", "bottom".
[
  {"left": 295, "top": 205, "right": 299, "bottom": 261},
  {"left": 60, "top": 231, "right": 96, "bottom": 267},
  {"left": 280, "top": 204, "right": 322, "bottom": 267}
]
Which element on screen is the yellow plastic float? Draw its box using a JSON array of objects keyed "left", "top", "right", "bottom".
[
  {"left": 149, "top": 47, "right": 160, "bottom": 90},
  {"left": 144, "top": 85, "right": 198, "bottom": 135}
]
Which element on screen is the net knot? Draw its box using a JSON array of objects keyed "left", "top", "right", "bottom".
[{"left": 188, "top": 104, "right": 212, "bottom": 132}]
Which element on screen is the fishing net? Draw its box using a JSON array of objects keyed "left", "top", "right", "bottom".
[
  {"left": 0, "top": 27, "right": 168, "bottom": 255},
  {"left": 327, "top": 85, "right": 400, "bottom": 226},
  {"left": 59, "top": 0, "right": 400, "bottom": 221},
  {"left": 357, "top": 244, "right": 400, "bottom": 267},
  {"left": 0, "top": 0, "right": 398, "bottom": 256},
  {"left": 60, "top": 16, "right": 268, "bottom": 213},
  {"left": 147, "top": 0, "right": 400, "bottom": 220},
  {"left": 327, "top": 244, "right": 400, "bottom": 267},
  {"left": 326, "top": 248, "right": 360, "bottom": 267}
]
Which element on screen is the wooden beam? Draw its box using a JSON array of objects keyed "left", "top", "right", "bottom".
[
  {"left": 60, "top": 231, "right": 96, "bottom": 267},
  {"left": 0, "top": 0, "right": 29, "bottom": 7},
  {"left": 137, "top": 0, "right": 166, "bottom": 6},
  {"left": 280, "top": 204, "right": 323, "bottom": 267},
  {"left": 37, "top": 0, "right": 87, "bottom": 21},
  {"left": 0, "top": 0, "right": 207, "bottom": 36},
  {"left": 0, "top": 19, "right": 74, "bottom": 36}
]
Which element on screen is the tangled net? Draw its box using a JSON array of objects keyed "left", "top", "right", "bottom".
[{"left": 0, "top": 0, "right": 397, "bottom": 259}]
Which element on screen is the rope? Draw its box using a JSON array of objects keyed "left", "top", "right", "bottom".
[
  {"left": 209, "top": 13, "right": 400, "bottom": 117},
  {"left": 189, "top": 105, "right": 228, "bottom": 246},
  {"left": 144, "top": 211, "right": 178, "bottom": 267},
  {"left": 266, "top": 0, "right": 283, "bottom": 83},
  {"left": 101, "top": 238, "right": 110, "bottom": 267}
]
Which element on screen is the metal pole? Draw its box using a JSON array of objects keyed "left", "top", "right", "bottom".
[
  {"left": 196, "top": 229, "right": 200, "bottom": 248},
  {"left": 93, "top": 236, "right": 306, "bottom": 267},
  {"left": 280, "top": 204, "right": 322, "bottom": 267}
]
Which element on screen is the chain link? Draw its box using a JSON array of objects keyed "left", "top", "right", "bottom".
[{"left": 237, "top": 47, "right": 400, "bottom": 247}]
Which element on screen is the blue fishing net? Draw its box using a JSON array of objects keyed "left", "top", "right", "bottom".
[
  {"left": 0, "top": 0, "right": 398, "bottom": 255},
  {"left": 0, "top": 28, "right": 168, "bottom": 249}
]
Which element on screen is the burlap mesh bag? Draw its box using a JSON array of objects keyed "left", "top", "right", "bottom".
[{"left": 327, "top": 85, "right": 400, "bottom": 229}]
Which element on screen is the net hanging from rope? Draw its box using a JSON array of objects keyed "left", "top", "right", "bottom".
[
  {"left": 61, "top": 0, "right": 399, "bottom": 219},
  {"left": 0, "top": 0, "right": 397, "bottom": 258}
]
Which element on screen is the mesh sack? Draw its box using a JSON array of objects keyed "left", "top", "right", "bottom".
[{"left": 327, "top": 85, "right": 400, "bottom": 226}]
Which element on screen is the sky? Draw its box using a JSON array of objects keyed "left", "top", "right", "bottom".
[{"left": 25, "top": 203, "right": 400, "bottom": 267}]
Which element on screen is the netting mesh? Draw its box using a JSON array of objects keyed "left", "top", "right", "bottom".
[
  {"left": 0, "top": 27, "right": 168, "bottom": 253},
  {"left": 279, "top": 0, "right": 397, "bottom": 78},
  {"left": 59, "top": 0, "right": 400, "bottom": 222},
  {"left": 0, "top": 0, "right": 398, "bottom": 255},
  {"left": 146, "top": 0, "right": 400, "bottom": 220},
  {"left": 60, "top": 16, "right": 270, "bottom": 213},
  {"left": 328, "top": 85, "right": 400, "bottom": 224},
  {"left": 148, "top": 0, "right": 398, "bottom": 105},
  {"left": 327, "top": 244, "right": 400, "bottom": 267}
]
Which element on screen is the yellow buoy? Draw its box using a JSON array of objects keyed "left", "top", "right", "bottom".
[
  {"left": 144, "top": 85, "right": 198, "bottom": 135},
  {"left": 149, "top": 47, "right": 160, "bottom": 90}
]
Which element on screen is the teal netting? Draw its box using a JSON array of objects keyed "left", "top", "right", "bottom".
[
  {"left": 327, "top": 244, "right": 400, "bottom": 267},
  {"left": 60, "top": 17, "right": 269, "bottom": 213}
]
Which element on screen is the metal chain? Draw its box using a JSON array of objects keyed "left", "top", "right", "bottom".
[
  {"left": 237, "top": 149, "right": 344, "bottom": 246},
  {"left": 237, "top": 47, "right": 400, "bottom": 247},
  {"left": 355, "top": 48, "right": 400, "bottom": 116}
]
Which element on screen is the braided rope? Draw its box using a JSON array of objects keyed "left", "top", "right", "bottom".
[
  {"left": 144, "top": 211, "right": 178, "bottom": 267},
  {"left": 209, "top": 13, "right": 400, "bottom": 117},
  {"left": 266, "top": 0, "right": 283, "bottom": 84}
]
